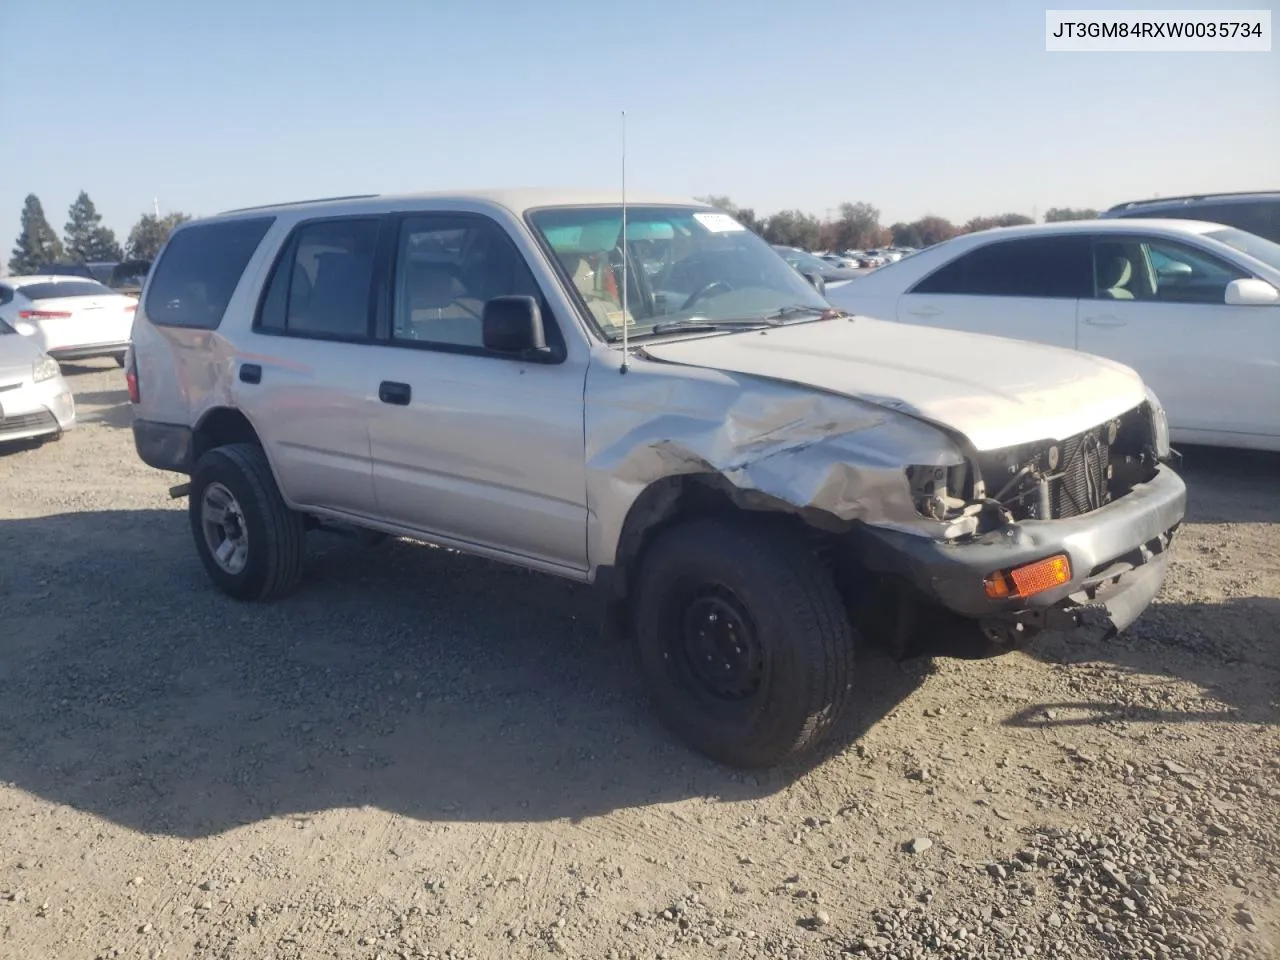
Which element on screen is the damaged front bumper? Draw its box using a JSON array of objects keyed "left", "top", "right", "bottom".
[{"left": 849, "top": 464, "right": 1187, "bottom": 642}]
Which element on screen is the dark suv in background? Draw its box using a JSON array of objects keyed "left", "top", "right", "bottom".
[{"left": 1101, "top": 191, "right": 1280, "bottom": 244}]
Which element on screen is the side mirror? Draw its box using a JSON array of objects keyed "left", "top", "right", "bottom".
[
  {"left": 1224, "top": 277, "right": 1280, "bottom": 306},
  {"left": 802, "top": 271, "right": 826, "bottom": 296},
  {"left": 482, "top": 295, "right": 553, "bottom": 360}
]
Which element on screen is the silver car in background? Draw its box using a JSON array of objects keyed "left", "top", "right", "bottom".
[{"left": 0, "top": 317, "right": 76, "bottom": 445}]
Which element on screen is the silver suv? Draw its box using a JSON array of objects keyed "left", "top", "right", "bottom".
[{"left": 127, "top": 190, "right": 1187, "bottom": 768}]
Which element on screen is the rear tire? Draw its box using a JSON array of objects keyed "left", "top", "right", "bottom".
[
  {"left": 632, "top": 516, "right": 854, "bottom": 769},
  {"left": 189, "top": 443, "right": 307, "bottom": 600}
]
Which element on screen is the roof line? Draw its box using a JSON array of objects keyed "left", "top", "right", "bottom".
[
  {"left": 1105, "top": 190, "right": 1277, "bottom": 212},
  {"left": 218, "top": 194, "right": 381, "bottom": 215}
]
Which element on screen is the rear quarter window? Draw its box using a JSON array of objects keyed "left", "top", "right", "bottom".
[{"left": 144, "top": 217, "right": 275, "bottom": 329}]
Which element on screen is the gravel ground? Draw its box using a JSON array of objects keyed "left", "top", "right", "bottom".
[{"left": 1, "top": 360, "right": 1276, "bottom": 960}]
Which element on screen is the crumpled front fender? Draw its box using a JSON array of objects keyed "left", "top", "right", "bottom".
[{"left": 584, "top": 353, "right": 967, "bottom": 573}]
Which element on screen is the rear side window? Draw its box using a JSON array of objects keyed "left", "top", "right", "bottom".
[
  {"left": 912, "top": 236, "right": 1092, "bottom": 299},
  {"left": 256, "top": 217, "right": 381, "bottom": 339},
  {"left": 18, "top": 280, "right": 114, "bottom": 300},
  {"left": 145, "top": 217, "right": 274, "bottom": 329}
]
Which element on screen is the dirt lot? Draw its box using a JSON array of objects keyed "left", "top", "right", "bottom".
[{"left": 1, "top": 360, "right": 1277, "bottom": 960}]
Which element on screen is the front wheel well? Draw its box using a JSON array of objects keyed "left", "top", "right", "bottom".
[
  {"left": 192, "top": 407, "right": 262, "bottom": 464},
  {"left": 608, "top": 474, "right": 849, "bottom": 603}
]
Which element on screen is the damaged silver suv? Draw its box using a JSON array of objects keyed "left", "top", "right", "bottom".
[{"left": 127, "top": 190, "right": 1187, "bottom": 768}]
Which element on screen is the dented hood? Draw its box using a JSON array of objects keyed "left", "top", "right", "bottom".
[{"left": 639, "top": 317, "right": 1148, "bottom": 452}]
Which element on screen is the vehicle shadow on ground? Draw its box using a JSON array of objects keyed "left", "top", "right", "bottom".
[
  {"left": 1004, "top": 594, "right": 1279, "bottom": 731},
  {"left": 1175, "top": 444, "right": 1280, "bottom": 524},
  {"left": 0, "top": 437, "right": 48, "bottom": 456},
  {"left": 0, "top": 509, "right": 922, "bottom": 839},
  {"left": 71, "top": 388, "right": 134, "bottom": 429}
]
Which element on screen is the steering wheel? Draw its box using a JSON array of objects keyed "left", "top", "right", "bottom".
[{"left": 680, "top": 280, "right": 733, "bottom": 312}]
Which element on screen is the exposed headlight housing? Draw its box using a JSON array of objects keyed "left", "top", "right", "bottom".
[
  {"left": 1145, "top": 386, "right": 1171, "bottom": 460},
  {"left": 32, "top": 355, "right": 61, "bottom": 382},
  {"left": 905, "top": 461, "right": 969, "bottom": 520}
]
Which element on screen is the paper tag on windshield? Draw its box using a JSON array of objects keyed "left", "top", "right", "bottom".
[
  {"left": 693, "top": 212, "right": 746, "bottom": 233},
  {"left": 605, "top": 310, "right": 636, "bottom": 327}
]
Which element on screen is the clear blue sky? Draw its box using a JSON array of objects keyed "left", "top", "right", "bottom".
[{"left": 3, "top": 0, "right": 1276, "bottom": 242}]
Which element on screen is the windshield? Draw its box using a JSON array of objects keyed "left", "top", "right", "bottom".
[
  {"left": 529, "top": 206, "right": 831, "bottom": 340},
  {"left": 1205, "top": 227, "right": 1280, "bottom": 273}
]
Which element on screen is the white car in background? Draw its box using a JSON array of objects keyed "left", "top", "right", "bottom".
[
  {"left": 0, "top": 316, "right": 76, "bottom": 444},
  {"left": 0, "top": 275, "right": 138, "bottom": 366},
  {"left": 824, "top": 218, "right": 1280, "bottom": 452}
]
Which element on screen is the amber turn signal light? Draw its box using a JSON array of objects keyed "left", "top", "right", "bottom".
[{"left": 984, "top": 554, "right": 1072, "bottom": 600}]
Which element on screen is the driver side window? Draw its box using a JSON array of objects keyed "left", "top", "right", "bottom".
[
  {"left": 391, "top": 215, "right": 551, "bottom": 350},
  {"left": 1091, "top": 237, "right": 1245, "bottom": 305}
]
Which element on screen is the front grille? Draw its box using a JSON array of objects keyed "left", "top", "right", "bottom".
[
  {"left": 0, "top": 409, "right": 57, "bottom": 436},
  {"left": 1052, "top": 429, "right": 1111, "bottom": 518}
]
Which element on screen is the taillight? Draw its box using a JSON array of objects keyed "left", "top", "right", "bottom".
[
  {"left": 18, "top": 309, "right": 72, "bottom": 320},
  {"left": 125, "top": 354, "right": 140, "bottom": 404}
]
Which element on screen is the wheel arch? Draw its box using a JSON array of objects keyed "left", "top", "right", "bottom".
[
  {"left": 601, "top": 472, "right": 851, "bottom": 603},
  {"left": 192, "top": 406, "right": 264, "bottom": 464}
]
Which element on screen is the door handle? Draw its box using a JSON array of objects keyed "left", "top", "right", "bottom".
[
  {"left": 907, "top": 306, "right": 941, "bottom": 317},
  {"left": 1083, "top": 315, "right": 1128, "bottom": 328},
  {"left": 239, "top": 363, "right": 262, "bottom": 384},
  {"left": 378, "top": 381, "right": 411, "bottom": 405}
]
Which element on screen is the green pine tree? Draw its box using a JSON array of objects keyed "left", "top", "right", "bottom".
[
  {"left": 64, "top": 190, "right": 123, "bottom": 262},
  {"left": 9, "top": 195, "right": 65, "bottom": 275}
]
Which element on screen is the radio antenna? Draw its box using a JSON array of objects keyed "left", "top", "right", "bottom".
[{"left": 619, "top": 109, "right": 629, "bottom": 374}]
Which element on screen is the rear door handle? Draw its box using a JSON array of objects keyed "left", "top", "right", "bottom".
[
  {"left": 239, "top": 363, "right": 262, "bottom": 384},
  {"left": 1083, "top": 315, "right": 1128, "bottom": 328},
  {"left": 907, "top": 306, "right": 941, "bottom": 318},
  {"left": 379, "top": 381, "right": 411, "bottom": 405}
]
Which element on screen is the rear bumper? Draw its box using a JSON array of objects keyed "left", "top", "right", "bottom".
[
  {"left": 48, "top": 341, "right": 130, "bottom": 361},
  {"left": 0, "top": 377, "right": 76, "bottom": 442},
  {"left": 133, "top": 417, "right": 193, "bottom": 473},
  {"left": 851, "top": 464, "right": 1187, "bottom": 639}
]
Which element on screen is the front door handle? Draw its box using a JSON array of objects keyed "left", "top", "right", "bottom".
[
  {"left": 907, "top": 305, "right": 941, "bottom": 318},
  {"left": 1083, "top": 315, "right": 1128, "bottom": 328},
  {"left": 378, "top": 381, "right": 411, "bottom": 405},
  {"left": 239, "top": 363, "right": 262, "bottom": 384}
]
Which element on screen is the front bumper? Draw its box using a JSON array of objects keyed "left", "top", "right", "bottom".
[
  {"left": 851, "top": 464, "right": 1187, "bottom": 639},
  {"left": 0, "top": 376, "right": 76, "bottom": 442}
]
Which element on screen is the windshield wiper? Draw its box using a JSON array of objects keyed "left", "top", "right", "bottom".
[
  {"left": 647, "top": 317, "right": 778, "bottom": 335},
  {"left": 764, "top": 304, "right": 847, "bottom": 321}
]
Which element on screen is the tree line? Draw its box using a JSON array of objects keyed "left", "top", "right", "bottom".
[
  {"left": 8, "top": 192, "right": 191, "bottom": 275},
  {"left": 9, "top": 189, "right": 1103, "bottom": 276},
  {"left": 695, "top": 196, "right": 1100, "bottom": 252}
]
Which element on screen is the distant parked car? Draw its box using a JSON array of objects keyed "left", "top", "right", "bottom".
[
  {"left": 821, "top": 253, "right": 863, "bottom": 269},
  {"left": 0, "top": 315, "right": 76, "bottom": 445},
  {"left": 0, "top": 275, "right": 138, "bottom": 367},
  {"left": 1101, "top": 190, "right": 1280, "bottom": 244},
  {"left": 824, "top": 218, "right": 1280, "bottom": 452},
  {"left": 771, "top": 246, "right": 863, "bottom": 286},
  {"left": 35, "top": 259, "right": 153, "bottom": 295}
]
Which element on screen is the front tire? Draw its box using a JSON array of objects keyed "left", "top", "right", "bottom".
[
  {"left": 632, "top": 517, "right": 855, "bottom": 768},
  {"left": 188, "top": 443, "right": 307, "bottom": 600}
]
